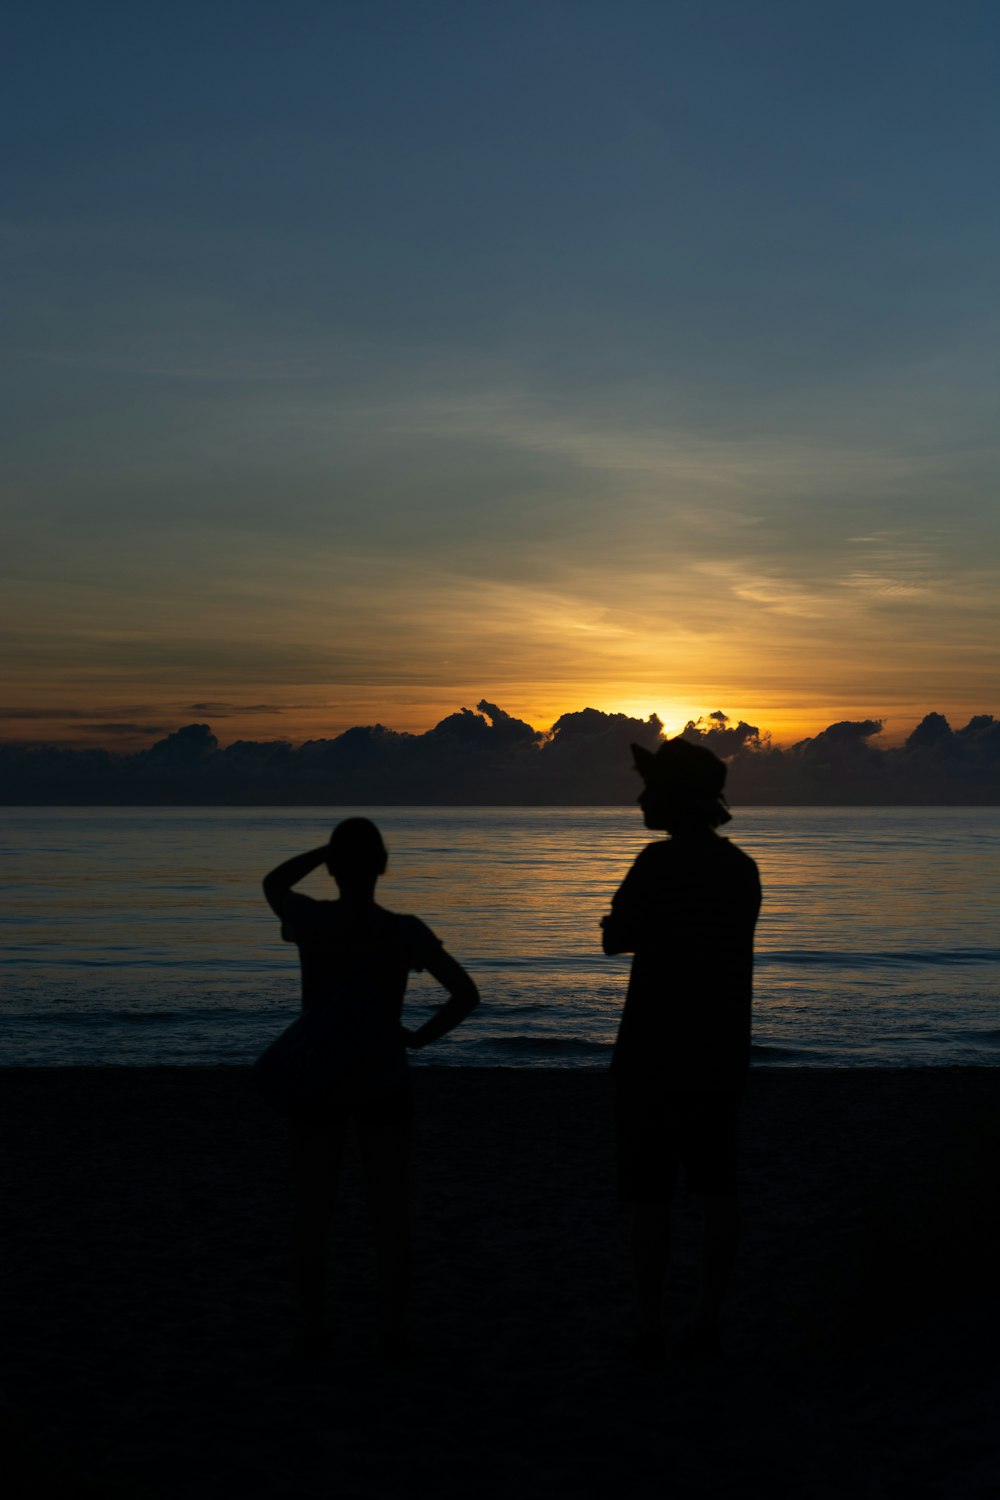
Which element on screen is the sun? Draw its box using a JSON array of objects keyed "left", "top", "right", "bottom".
[{"left": 579, "top": 697, "right": 695, "bottom": 738}]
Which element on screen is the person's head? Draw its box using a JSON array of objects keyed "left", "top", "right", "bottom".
[
  {"left": 325, "top": 817, "right": 388, "bottom": 894},
  {"left": 631, "top": 738, "right": 731, "bottom": 833}
]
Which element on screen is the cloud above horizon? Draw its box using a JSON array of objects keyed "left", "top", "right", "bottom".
[{"left": 2, "top": 703, "right": 997, "bottom": 808}]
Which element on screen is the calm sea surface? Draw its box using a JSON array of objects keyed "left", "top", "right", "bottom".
[{"left": 2, "top": 806, "right": 998, "bottom": 1068}]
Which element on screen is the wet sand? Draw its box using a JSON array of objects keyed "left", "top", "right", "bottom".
[{"left": 3, "top": 1066, "right": 1000, "bottom": 1498}]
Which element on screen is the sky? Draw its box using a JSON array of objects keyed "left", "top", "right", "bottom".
[{"left": 3, "top": 0, "right": 999, "bottom": 751}]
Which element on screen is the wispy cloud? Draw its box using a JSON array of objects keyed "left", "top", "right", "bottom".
[{"left": 187, "top": 702, "right": 287, "bottom": 715}]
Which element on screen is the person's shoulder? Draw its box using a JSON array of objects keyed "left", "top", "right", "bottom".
[
  {"left": 621, "top": 840, "right": 672, "bottom": 881},
  {"left": 715, "top": 838, "right": 761, "bottom": 886},
  {"left": 634, "top": 839, "right": 670, "bottom": 865},
  {"left": 278, "top": 891, "right": 336, "bottom": 941},
  {"left": 391, "top": 911, "right": 439, "bottom": 941},
  {"left": 716, "top": 837, "right": 757, "bottom": 865},
  {"left": 727, "top": 840, "right": 760, "bottom": 873},
  {"left": 384, "top": 910, "right": 443, "bottom": 968}
]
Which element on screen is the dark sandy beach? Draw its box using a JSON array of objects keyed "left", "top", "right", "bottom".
[{"left": 3, "top": 1066, "right": 1000, "bottom": 1498}]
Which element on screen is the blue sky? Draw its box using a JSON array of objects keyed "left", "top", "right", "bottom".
[{"left": 4, "top": 0, "right": 999, "bottom": 746}]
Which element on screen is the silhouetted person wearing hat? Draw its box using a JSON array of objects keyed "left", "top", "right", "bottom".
[{"left": 602, "top": 739, "right": 761, "bottom": 1362}]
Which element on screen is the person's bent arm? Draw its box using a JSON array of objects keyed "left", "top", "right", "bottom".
[
  {"left": 601, "top": 852, "right": 651, "bottom": 954},
  {"left": 601, "top": 910, "right": 639, "bottom": 955},
  {"left": 403, "top": 948, "right": 479, "bottom": 1050},
  {"left": 262, "top": 846, "right": 329, "bottom": 916}
]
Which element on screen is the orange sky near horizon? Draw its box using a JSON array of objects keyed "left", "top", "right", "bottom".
[
  {"left": 1, "top": 684, "right": 987, "bottom": 755},
  {"left": 5, "top": 510, "right": 997, "bottom": 756}
]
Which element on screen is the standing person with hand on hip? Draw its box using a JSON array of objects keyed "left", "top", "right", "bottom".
[
  {"left": 602, "top": 739, "right": 761, "bottom": 1363},
  {"left": 258, "top": 817, "right": 479, "bottom": 1363}
]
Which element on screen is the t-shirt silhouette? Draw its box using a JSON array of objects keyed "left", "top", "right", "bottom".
[
  {"left": 606, "top": 833, "right": 761, "bottom": 1091},
  {"left": 277, "top": 894, "right": 441, "bottom": 1095}
]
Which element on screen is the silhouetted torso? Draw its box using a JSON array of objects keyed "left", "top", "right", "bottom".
[
  {"left": 607, "top": 833, "right": 761, "bottom": 1090},
  {"left": 278, "top": 894, "right": 440, "bottom": 1090}
]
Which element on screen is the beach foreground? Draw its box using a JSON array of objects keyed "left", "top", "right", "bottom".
[{"left": 3, "top": 1067, "right": 1000, "bottom": 1498}]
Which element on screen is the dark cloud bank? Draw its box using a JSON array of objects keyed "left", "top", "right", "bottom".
[{"left": 2, "top": 703, "right": 998, "bottom": 805}]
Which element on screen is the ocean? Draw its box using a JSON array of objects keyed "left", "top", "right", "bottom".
[{"left": 2, "top": 805, "right": 998, "bottom": 1068}]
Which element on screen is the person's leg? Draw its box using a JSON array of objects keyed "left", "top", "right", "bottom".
[
  {"left": 291, "top": 1118, "right": 347, "bottom": 1354},
  {"left": 695, "top": 1192, "right": 740, "bottom": 1329},
  {"left": 677, "top": 1092, "right": 742, "bottom": 1356},
  {"left": 616, "top": 1080, "right": 676, "bottom": 1355},
  {"left": 357, "top": 1114, "right": 412, "bottom": 1353},
  {"left": 632, "top": 1199, "right": 672, "bottom": 1346}
]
